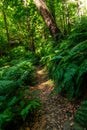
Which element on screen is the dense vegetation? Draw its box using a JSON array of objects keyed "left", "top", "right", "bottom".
[
  {"left": 46, "top": 17, "right": 87, "bottom": 101},
  {"left": 0, "top": 47, "right": 41, "bottom": 129},
  {"left": 0, "top": 0, "right": 87, "bottom": 129}
]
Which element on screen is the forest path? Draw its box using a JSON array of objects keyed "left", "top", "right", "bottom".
[{"left": 22, "top": 66, "right": 78, "bottom": 130}]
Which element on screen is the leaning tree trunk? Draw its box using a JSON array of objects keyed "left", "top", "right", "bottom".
[{"left": 33, "top": 0, "right": 62, "bottom": 42}]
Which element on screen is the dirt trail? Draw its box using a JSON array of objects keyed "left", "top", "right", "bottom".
[{"left": 21, "top": 66, "right": 79, "bottom": 130}]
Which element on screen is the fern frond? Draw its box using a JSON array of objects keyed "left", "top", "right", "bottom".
[{"left": 75, "top": 100, "right": 87, "bottom": 128}]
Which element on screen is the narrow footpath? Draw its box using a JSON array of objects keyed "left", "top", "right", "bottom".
[{"left": 20, "top": 66, "right": 79, "bottom": 130}]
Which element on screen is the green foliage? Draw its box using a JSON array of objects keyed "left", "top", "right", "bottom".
[
  {"left": 46, "top": 17, "right": 87, "bottom": 101},
  {"left": 75, "top": 100, "right": 87, "bottom": 128},
  {"left": 9, "top": 46, "right": 37, "bottom": 64},
  {"left": 0, "top": 35, "right": 7, "bottom": 56},
  {"left": 10, "top": 46, "right": 26, "bottom": 58},
  {"left": 0, "top": 56, "right": 10, "bottom": 67},
  {"left": 0, "top": 51, "right": 40, "bottom": 129},
  {"left": 1, "top": 60, "right": 35, "bottom": 85},
  {"left": 39, "top": 39, "right": 53, "bottom": 65},
  {"left": 21, "top": 100, "right": 41, "bottom": 120},
  {"left": 0, "top": 80, "right": 18, "bottom": 96},
  {"left": 0, "top": 0, "right": 87, "bottom": 129},
  {"left": 0, "top": 82, "right": 41, "bottom": 129}
]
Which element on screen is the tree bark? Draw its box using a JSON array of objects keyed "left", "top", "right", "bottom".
[
  {"left": 23, "top": 0, "right": 35, "bottom": 52},
  {"left": 33, "top": 0, "right": 62, "bottom": 42},
  {"left": 2, "top": 4, "right": 10, "bottom": 47}
]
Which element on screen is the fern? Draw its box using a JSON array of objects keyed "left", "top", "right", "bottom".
[
  {"left": 0, "top": 58, "right": 40, "bottom": 129},
  {"left": 0, "top": 60, "right": 35, "bottom": 85},
  {"left": 21, "top": 100, "right": 41, "bottom": 120},
  {"left": 0, "top": 80, "right": 18, "bottom": 95},
  {"left": 46, "top": 17, "right": 87, "bottom": 101},
  {"left": 0, "top": 80, "right": 41, "bottom": 129},
  {"left": 75, "top": 100, "right": 87, "bottom": 128}
]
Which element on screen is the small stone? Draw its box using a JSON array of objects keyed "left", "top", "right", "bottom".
[{"left": 70, "top": 122, "right": 74, "bottom": 127}]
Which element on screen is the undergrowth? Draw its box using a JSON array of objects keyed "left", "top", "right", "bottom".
[
  {"left": 74, "top": 100, "right": 87, "bottom": 128},
  {"left": 0, "top": 47, "right": 41, "bottom": 130},
  {"left": 44, "top": 17, "right": 87, "bottom": 101}
]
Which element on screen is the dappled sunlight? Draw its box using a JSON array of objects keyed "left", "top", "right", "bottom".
[
  {"left": 38, "top": 80, "right": 54, "bottom": 90},
  {"left": 36, "top": 66, "right": 54, "bottom": 94},
  {"left": 36, "top": 69, "right": 45, "bottom": 75}
]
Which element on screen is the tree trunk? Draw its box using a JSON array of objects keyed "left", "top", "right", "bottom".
[
  {"left": 23, "top": 0, "right": 35, "bottom": 52},
  {"left": 33, "top": 0, "right": 62, "bottom": 42},
  {"left": 2, "top": 5, "right": 10, "bottom": 47}
]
